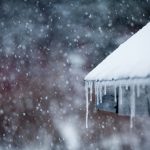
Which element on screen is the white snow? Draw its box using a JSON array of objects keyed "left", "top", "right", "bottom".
[{"left": 85, "top": 22, "right": 150, "bottom": 81}]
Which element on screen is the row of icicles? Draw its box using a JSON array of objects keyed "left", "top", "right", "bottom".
[{"left": 85, "top": 80, "right": 143, "bottom": 129}]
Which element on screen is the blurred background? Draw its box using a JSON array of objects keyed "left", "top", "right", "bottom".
[{"left": 0, "top": 0, "right": 150, "bottom": 149}]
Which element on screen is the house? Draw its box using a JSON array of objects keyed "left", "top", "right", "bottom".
[{"left": 84, "top": 22, "right": 150, "bottom": 128}]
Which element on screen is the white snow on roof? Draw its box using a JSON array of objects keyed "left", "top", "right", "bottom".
[{"left": 85, "top": 22, "right": 150, "bottom": 81}]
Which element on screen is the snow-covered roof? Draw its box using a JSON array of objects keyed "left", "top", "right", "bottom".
[{"left": 85, "top": 22, "right": 150, "bottom": 81}]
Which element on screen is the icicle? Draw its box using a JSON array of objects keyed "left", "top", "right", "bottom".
[
  {"left": 99, "top": 83, "right": 102, "bottom": 103},
  {"left": 130, "top": 116, "right": 133, "bottom": 129},
  {"left": 114, "top": 85, "right": 117, "bottom": 103},
  {"left": 104, "top": 84, "right": 107, "bottom": 95},
  {"left": 119, "top": 85, "right": 123, "bottom": 105},
  {"left": 94, "top": 81, "right": 96, "bottom": 95},
  {"left": 95, "top": 82, "right": 97, "bottom": 105},
  {"left": 130, "top": 84, "right": 135, "bottom": 128},
  {"left": 98, "top": 82, "right": 100, "bottom": 104},
  {"left": 96, "top": 82, "right": 99, "bottom": 106},
  {"left": 85, "top": 81, "right": 89, "bottom": 128},
  {"left": 89, "top": 81, "right": 93, "bottom": 102},
  {"left": 136, "top": 84, "right": 140, "bottom": 98},
  {"left": 125, "top": 84, "right": 128, "bottom": 90}
]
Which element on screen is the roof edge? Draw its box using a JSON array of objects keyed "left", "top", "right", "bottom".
[{"left": 84, "top": 76, "right": 150, "bottom": 86}]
